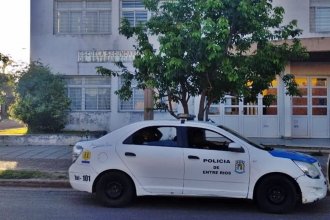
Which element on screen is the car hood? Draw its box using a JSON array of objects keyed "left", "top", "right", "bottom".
[{"left": 269, "top": 149, "right": 317, "bottom": 164}]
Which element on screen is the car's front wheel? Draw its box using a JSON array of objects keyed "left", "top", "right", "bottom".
[
  {"left": 96, "top": 172, "right": 136, "bottom": 207},
  {"left": 255, "top": 174, "right": 299, "bottom": 213}
]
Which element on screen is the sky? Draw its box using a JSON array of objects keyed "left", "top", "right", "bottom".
[{"left": 0, "top": 0, "right": 30, "bottom": 63}]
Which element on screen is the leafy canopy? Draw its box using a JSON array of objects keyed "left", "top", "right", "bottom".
[
  {"left": 9, "top": 62, "right": 71, "bottom": 132},
  {"left": 98, "top": 0, "right": 307, "bottom": 120},
  {"left": 0, "top": 53, "right": 12, "bottom": 105},
  {"left": 0, "top": 53, "right": 21, "bottom": 120}
]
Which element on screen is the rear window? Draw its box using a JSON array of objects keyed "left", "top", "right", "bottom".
[{"left": 123, "top": 126, "right": 179, "bottom": 147}]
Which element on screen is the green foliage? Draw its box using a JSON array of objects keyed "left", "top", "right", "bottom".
[
  {"left": 9, "top": 62, "right": 70, "bottom": 133},
  {"left": 0, "top": 53, "right": 20, "bottom": 120},
  {"left": 0, "top": 53, "right": 11, "bottom": 105},
  {"left": 0, "top": 53, "right": 11, "bottom": 69},
  {"left": 0, "top": 77, "right": 7, "bottom": 105},
  {"left": 0, "top": 170, "right": 52, "bottom": 179},
  {"left": 282, "top": 73, "right": 301, "bottom": 96},
  {"left": 99, "top": 0, "right": 307, "bottom": 120},
  {"left": 96, "top": 63, "right": 135, "bottom": 101},
  {"left": 0, "top": 73, "right": 18, "bottom": 106},
  {"left": 0, "top": 170, "right": 67, "bottom": 180}
]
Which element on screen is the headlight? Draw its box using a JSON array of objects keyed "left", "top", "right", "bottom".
[
  {"left": 72, "top": 145, "right": 83, "bottom": 162},
  {"left": 294, "top": 160, "right": 320, "bottom": 179}
]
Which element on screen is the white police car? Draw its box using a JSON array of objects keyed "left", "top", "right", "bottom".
[
  {"left": 328, "top": 154, "right": 330, "bottom": 191},
  {"left": 69, "top": 119, "right": 328, "bottom": 213}
]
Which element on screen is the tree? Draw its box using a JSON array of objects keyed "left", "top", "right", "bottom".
[
  {"left": 9, "top": 62, "right": 71, "bottom": 132},
  {"left": 98, "top": 0, "right": 306, "bottom": 120},
  {"left": 1, "top": 53, "right": 11, "bottom": 106},
  {"left": 0, "top": 53, "right": 16, "bottom": 120}
]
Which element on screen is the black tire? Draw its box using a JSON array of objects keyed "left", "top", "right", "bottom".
[
  {"left": 255, "top": 174, "right": 299, "bottom": 214},
  {"left": 96, "top": 172, "right": 136, "bottom": 207}
]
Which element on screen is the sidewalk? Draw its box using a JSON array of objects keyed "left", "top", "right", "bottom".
[
  {"left": 0, "top": 138, "right": 329, "bottom": 188},
  {"left": 0, "top": 145, "right": 72, "bottom": 188}
]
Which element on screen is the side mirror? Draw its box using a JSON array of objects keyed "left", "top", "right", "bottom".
[{"left": 228, "top": 142, "right": 245, "bottom": 153}]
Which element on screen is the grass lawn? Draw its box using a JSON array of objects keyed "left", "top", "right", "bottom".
[
  {"left": 0, "top": 170, "right": 51, "bottom": 179},
  {"left": 0, "top": 125, "right": 105, "bottom": 136},
  {"left": 0, "top": 170, "right": 68, "bottom": 179},
  {"left": 0, "top": 127, "right": 28, "bottom": 135}
]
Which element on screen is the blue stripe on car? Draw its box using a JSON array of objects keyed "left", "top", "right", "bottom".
[{"left": 270, "top": 150, "right": 317, "bottom": 164}]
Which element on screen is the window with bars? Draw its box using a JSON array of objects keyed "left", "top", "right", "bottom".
[
  {"left": 292, "top": 78, "right": 308, "bottom": 115},
  {"left": 208, "top": 80, "right": 278, "bottom": 116},
  {"left": 119, "top": 78, "right": 144, "bottom": 111},
  {"left": 121, "top": 0, "right": 148, "bottom": 27},
  {"left": 262, "top": 80, "right": 278, "bottom": 115},
  {"left": 65, "top": 76, "right": 111, "bottom": 111},
  {"left": 54, "top": 0, "right": 112, "bottom": 34},
  {"left": 310, "top": 0, "right": 330, "bottom": 32},
  {"left": 311, "top": 78, "right": 327, "bottom": 115},
  {"left": 224, "top": 96, "right": 240, "bottom": 115},
  {"left": 68, "top": 87, "right": 82, "bottom": 110},
  {"left": 118, "top": 79, "right": 179, "bottom": 112}
]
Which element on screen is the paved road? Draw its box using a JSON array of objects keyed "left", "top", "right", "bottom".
[{"left": 0, "top": 187, "right": 329, "bottom": 220}]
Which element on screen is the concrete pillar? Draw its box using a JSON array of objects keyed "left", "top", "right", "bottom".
[
  {"left": 281, "top": 66, "right": 293, "bottom": 138},
  {"left": 283, "top": 93, "right": 292, "bottom": 138}
]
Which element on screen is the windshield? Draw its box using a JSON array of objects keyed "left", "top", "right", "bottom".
[{"left": 218, "top": 125, "right": 273, "bottom": 151}]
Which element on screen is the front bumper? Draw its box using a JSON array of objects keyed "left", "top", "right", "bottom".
[
  {"left": 69, "top": 163, "right": 98, "bottom": 193},
  {"left": 297, "top": 174, "right": 328, "bottom": 204}
]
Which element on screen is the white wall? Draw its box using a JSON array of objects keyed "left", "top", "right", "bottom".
[
  {"left": 31, "top": 0, "right": 138, "bottom": 74},
  {"left": 273, "top": 0, "right": 330, "bottom": 39}
]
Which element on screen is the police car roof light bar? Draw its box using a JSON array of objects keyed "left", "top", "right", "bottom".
[{"left": 177, "top": 113, "right": 195, "bottom": 123}]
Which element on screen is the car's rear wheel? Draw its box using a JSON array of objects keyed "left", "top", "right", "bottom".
[
  {"left": 96, "top": 172, "right": 135, "bottom": 207},
  {"left": 255, "top": 174, "right": 299, "bottom": 213}
]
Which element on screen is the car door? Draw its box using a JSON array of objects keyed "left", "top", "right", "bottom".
[
  {"left": 183, "top": 126, "right": 250, "bottom": 198},
  {"left": 116, "top": 126, "right": 184, "bottom": 194}
]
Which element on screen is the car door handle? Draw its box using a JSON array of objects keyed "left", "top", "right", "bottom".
[
  {"left": 188, "top": 155, "right": 200, "bottom": 160},
  {"left": 125, "top": 152, "right": 136, "bottom": 157}
]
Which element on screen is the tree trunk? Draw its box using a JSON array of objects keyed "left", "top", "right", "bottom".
[
  {"left": 144, "top": 88, "right": 154, "bottom": 120},
  {"left": 182, "top": 100, "right": 189, "bottom": 115},
  {"left": 197, "top": 91, "right": 206, "bottom": 121},
  {"left": 205, "top": 106, "right": 209, "bottom": 122},
  {"left": 0, "top": 103, "right": 8, "bottom": 120}
]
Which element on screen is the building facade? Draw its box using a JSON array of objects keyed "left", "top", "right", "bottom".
[{"left": 31, "top": 0, "right": 330, "bottom": 138}]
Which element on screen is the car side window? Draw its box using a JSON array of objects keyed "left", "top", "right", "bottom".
[
  {"left": 187, "top": 127, "right": 232, "bottom": 151},
  {"left": 123, "top": 126, "right": 178, "bottom": 147}
]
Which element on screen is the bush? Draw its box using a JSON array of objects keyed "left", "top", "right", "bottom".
[{"left": 9, "top": 62, "right": 70, "bottom": 133}]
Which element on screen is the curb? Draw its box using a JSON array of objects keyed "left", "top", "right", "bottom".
[{"left": 0, "top": 179, "right": 71, "bottom": 188}]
